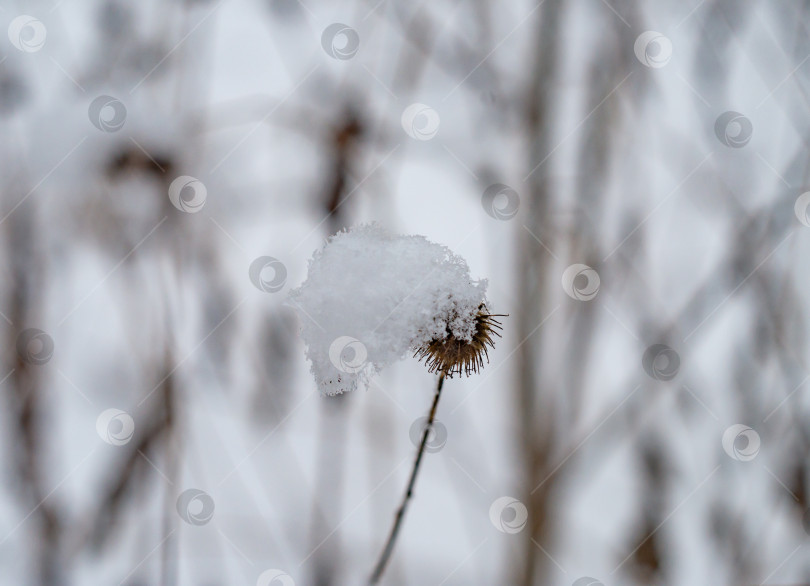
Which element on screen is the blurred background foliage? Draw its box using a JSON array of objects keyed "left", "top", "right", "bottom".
[{"left": 2, "top": 0, "right": 810, "bottom": 584}]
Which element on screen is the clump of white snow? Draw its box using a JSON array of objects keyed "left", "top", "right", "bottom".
[{"left": 289, "top": 224, "right": 488, "bottom": 395}]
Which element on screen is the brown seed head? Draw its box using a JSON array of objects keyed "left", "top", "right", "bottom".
[{"left": 413, "top": 304, "right": 504, "bottom": 377}]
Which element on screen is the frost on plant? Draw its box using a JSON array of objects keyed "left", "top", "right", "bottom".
[{"left": 289, "top": 224, "right": 496, "bottom": 395}]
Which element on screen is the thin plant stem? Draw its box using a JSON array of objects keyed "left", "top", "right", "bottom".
[{"left": 369, "top": 372, "right": 446, "bottom": 584}]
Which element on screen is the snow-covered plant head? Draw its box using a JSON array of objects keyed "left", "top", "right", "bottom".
[
  {"left": 289, "top": 224, "right": 502, "bottom": 395},
  {"left": 291, "top": 224, "right": 504, "bottom": 583}
]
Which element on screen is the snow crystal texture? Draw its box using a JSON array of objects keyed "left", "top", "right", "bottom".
[{"left": 289, "top": 225, "right": 488, "bottom": 395}]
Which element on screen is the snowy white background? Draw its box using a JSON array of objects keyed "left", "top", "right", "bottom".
[{"left": 1, "top": 0, "right": 809, "bottom": 585}]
